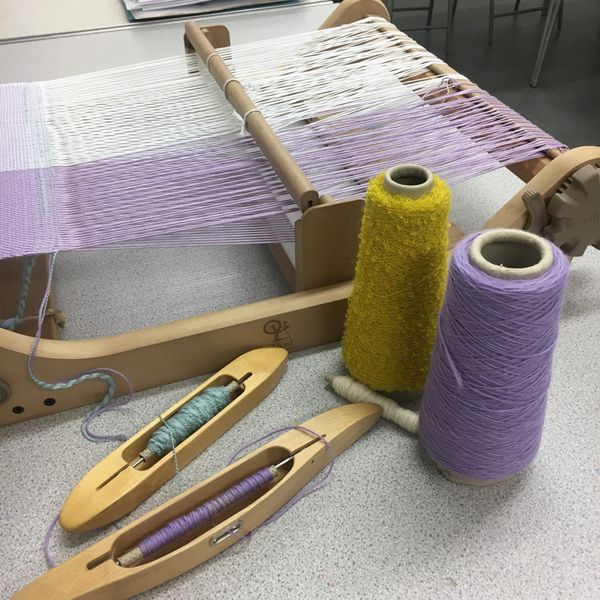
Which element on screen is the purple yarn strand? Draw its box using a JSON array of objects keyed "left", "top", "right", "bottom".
[
  {"left": 43, "top": 514, "right": 60, "bottom": 568},
  {"left": 138, "top": 425, "right": 334, "bottom": 560},
  {"left": 419, "top": 233, "right": 570, "bottom": 481}
]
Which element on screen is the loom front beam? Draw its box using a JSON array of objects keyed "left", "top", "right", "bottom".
[{"left": 1, "top": 0, "right": 599, "bottom": 425}]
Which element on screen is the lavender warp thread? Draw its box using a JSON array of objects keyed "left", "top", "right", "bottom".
[{"left": 419, "top": 233, "right": 570, "bottom": 481}]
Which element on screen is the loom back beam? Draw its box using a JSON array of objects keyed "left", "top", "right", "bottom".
[
  {"left": 14, "top": 403, "right": 381, "bottom": 600},
  {"left": 59, "top": 348, "right": 287, "bottom": 532}
]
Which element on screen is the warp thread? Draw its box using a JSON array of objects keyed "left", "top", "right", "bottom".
[
  {"left": 1, "top": 18, "right": 563, "bottom": 261},
  {"left": 342, "top": 171, "right": 450, "bottom": 392},
  {"left": 419, "top": 233, "right": 569, "bottom": 481}
]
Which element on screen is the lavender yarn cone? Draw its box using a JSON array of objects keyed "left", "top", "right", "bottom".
[{"left": 419, "top": 229, "right": 570, "bottom": 484}]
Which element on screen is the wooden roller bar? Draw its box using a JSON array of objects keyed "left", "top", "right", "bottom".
[{"left": 184, "top": 21, "right": 320, "bottom": 212}]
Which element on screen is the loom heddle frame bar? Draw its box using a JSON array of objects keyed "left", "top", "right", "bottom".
[
  {"left": 1, "top": 0, "right": 599, "bottom": 426},
  {"left": 183, "top": 22, "right": 320, "bottom": 213}
]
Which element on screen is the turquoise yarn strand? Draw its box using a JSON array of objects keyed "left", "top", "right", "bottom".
[
  {"left": 148, "top": 386, "right": 232, "bottom": 459},
  {"left": 1, "top": 255, "right": 36, "bottom": 331}
]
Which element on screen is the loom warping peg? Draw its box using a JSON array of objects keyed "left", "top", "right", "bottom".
[{"left": 49, "top": 308, "right": 67, "bottom": 328}]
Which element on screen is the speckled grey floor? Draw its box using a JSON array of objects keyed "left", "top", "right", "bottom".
[
  {"left": 2, "top": 168, "right": 599, "bottom": 599},
  {"left": 53, "top": 244, "right": 290, "bottom": 338}
]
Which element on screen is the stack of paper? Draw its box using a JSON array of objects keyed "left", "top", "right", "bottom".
[{"left": 122, "top": 0, "right": 313, "bottom": 20}]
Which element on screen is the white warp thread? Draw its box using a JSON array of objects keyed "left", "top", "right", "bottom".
[{"left": 1, "top": 17, "right": 463, "bottom": 172}]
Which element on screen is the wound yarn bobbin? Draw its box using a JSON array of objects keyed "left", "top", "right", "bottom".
[
  {"left": 131, "top": 377, "right": 248, "bottom": 470},
  {"left": 419, "top": 229, "right": 570, "bottom": 485},
  {"left": 342, "top": 164, "right": 451, "bottom": 392}
]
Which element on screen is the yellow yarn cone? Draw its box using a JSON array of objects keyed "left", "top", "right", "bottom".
[{"left": 342, "top": 165, "right": 451, "bottom": 392}]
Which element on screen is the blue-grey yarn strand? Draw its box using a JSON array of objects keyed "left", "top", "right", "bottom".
[
  {"left": 27, "top": 252, "right": 125, "bottom": 443},
  {"left": 148, "top": 386, "right": 232, "bottom": 459}
]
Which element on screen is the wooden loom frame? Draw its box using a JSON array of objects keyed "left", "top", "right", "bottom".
[{"left": 1, "top": 0, "right": 599, "bottom": 425}]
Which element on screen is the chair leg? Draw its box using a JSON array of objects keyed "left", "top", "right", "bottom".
[
  {"left": 514, "top": 0, "right": 521, "bottom": 11},
  {"left": 556, "top": 0, "right": 564, "bottom": 33},
  {"left": 445, "top": 0, "right": 454, "bottom": 56},
  {"left": 530, "top": 0, "right": 562, "bottom": 87},
  {"left": 489, "top": 0, "right": 495, "bottom": 45},
  {"left": 427, "top": 0, "right": 435, "bottom": 26},
  {"left": 452, "top": 0, "right": 459, "bottom": 22},
  {"left": 542, "top": 0, "right": 549, "bottom": 17}
]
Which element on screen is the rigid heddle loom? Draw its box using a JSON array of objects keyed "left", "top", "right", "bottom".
[{"left": 1, "top": 0, "right": 599, "bottom": 425}]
